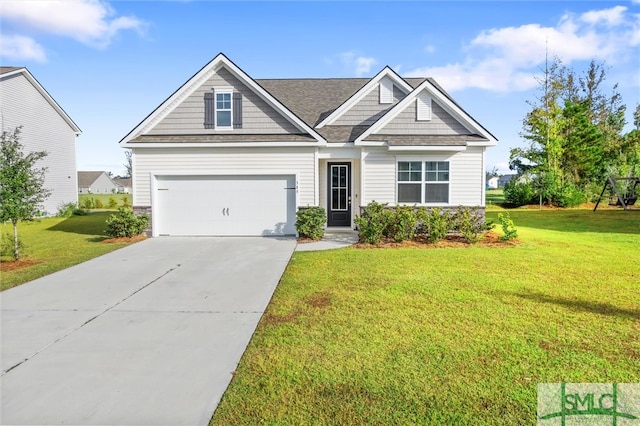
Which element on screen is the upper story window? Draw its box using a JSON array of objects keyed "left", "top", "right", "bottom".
[
  {"left": 204, "top": 88, "right": 242, "bottom": 130},
  {"left": 216, "top": 92, "right": 232, "bottom": 128},
  {"left": 397, "top": 160, "right": 449, "bottom": 204}
]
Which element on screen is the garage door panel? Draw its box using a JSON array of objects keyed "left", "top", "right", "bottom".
[{"left": 155, "top": 175, "right": 296, "bottom": 236}]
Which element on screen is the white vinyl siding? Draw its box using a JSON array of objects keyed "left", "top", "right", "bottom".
[
  {"left": 377, "top": 98, "right": 469, "bottom": 135},
  {"left": 379, "top": 78, "right": 394, "bottom": 104},
  {"left": 362, "top": 146, "right": 485, "bottom": 206},
  {"left": 150, "top": 67, "right": 300, "bottom": 135},
  {"left": 334, "top": 85, "right": 406, "bottom": 126},
  {"left": 132, "top": 147, "right": 316, "bottom": 207},
  {"left": 416, "top": 93, "right": 432, "bottom": 121},
  {"left": 361, "top": 148, "right": 396, "bottom": 204},
  {"left": 0, "top": 73, "right": 78, "bottom": 215}
]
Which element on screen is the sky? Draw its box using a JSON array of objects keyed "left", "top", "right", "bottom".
[{"left": 1, "top": 0, "right": 639, "bottom": 176}]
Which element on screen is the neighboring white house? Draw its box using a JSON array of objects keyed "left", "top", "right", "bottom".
[
  {"left": 77, "top": 171, "right": 119, "bottom": 194},
  {"left": 0, "top": 67, "right": 81, "bottom": 215},
  {"left": 112, "top": 177, "right": 132, "bottom": 194},
  {"left": 487, "top": 176, "right": 499, "bottom": 190},
  {"left": 120, "top": 53, "right": 497, "bottom": 237}
]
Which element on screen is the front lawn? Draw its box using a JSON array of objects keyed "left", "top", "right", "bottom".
[
  {"left": 211, "top": 209, "right": 640, "bottom": 425},
  {"left": 1, "top": 212, "right": 138, "bottom": 291}
]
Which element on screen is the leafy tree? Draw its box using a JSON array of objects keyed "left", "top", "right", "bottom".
[
  {"left": 123, "top": 149, "right": 132, "bottom": 178},
  {"left": 511, "top": 56, "right": 633, "bottom": 205},
  {"left": 0, "top": 127, "right": 50, "bottom": 260}
]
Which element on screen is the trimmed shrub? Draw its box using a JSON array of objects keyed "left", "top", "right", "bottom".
[
  {"left": 417, "top": 207, "right": 452, "bottom": 243},
  {"left": 105, "top": 207, "right": 149, "bottom": 238},
  {"left": 453, "top": 206, "right": 486, "bottom": 243},
  {"left": 355, "top": 201, "right": 392, "bottom": 244},
  {"left": 387, "top": 205, "right": 417, "bottom": 242},
  {"left": 504, "top": 180, "right": 535, "bottom": 207},
  {"left": 497, "top": 212, "right": 518, "bottom": 241},
  {"left": 296, "top": 207, "right": 326, "bottom": 240},
  {"left": 95, "top": 198, "right": 104, "bottom": 209}
]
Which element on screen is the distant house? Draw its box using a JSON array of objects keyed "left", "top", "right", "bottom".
[
  {"left": 112, "top": 177, "right": 132, "bottom": 194},
  {"left": 78, "top": 171, "right": 118, "bottom": 194},
  {"left": 0, "top": 67, "right": 82, "bottom": 215},
  {"left": 498, "top": 174, "right": 517, "bottom": 188},
  {"left": 487, "top": 176, "right": 499, "bottom": 190}
]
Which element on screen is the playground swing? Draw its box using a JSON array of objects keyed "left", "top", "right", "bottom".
[{"left": 593, "top": 176, "right": 640, "bottom": 211}]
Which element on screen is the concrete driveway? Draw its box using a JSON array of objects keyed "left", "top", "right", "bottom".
[{"left": 0, "top": 237, "right": 296, "bottom": 425}]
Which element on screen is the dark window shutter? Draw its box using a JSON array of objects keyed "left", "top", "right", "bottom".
[
  {"left": 233, "top": 92, "right": 243, "bottom": 129},
  {"left": 204, "top": 92, "right": 215, "bottom": 129}
]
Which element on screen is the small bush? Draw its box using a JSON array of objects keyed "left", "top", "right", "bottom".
[
  {"left": 95, "top": 198, "right": 104, "bottom": 209},
  {"left": 498, "top": 212, "right": 518, "bottom": 241},
  {"left": 453, "top": 206, "right": 486, "bottom": 244},
  {"left": 504, "top": 180, "right": 535, "bottom": 206},
  {"left": 108, "top": 197, "right": 118, "bottom": 208},
  {"left": 554, "top": 183, "right": 586, "bottom": 207},
  {"left": 387, "top": 205, "right": 417, "bottom": 242},
  {"left": 355, "top": 201, "right": 391, "bottom": 244},
  {"left": 296, "top": 207, "right": 326, "bottom": 240},
  {"left": 121, "top": 195, "right": 131, "bottom": 208},
  {"left": 417, "top": 207, "right": 452, "bottom": 243},
  {"left": 57, "top": 202, "right": 78, "bottom": 218},
  {"left": 1, "top": 231, "right": 23, "bottom": 259},
  {"left": 81, "top": 198, "right": 95, "bottom": 210},
  {"left": 105, "top": 208, "right": 149, "bottom": 238}
]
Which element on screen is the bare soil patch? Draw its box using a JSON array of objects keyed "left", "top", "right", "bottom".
[{"left": 0, "top": 259, "right": 40, "bottom": 272}]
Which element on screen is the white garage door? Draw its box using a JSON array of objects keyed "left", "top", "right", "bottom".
[{"left": 155, "top": 175, "right": 296, "bottom": 236}]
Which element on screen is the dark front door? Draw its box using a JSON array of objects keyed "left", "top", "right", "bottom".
[{"left": 327, "top": 162, "right": 351, "bottom": 227}]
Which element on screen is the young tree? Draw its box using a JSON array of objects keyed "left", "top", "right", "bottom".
[
  {"left": 0, "top": 127, "right": 50, "bottom": 260},
  {"left": 123, "top": 149, "right": 132, "bottom": 178}
]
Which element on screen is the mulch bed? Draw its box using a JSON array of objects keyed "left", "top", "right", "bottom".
[
  {"left": 101, "top": 235, "right": 147, "bottom": 244},
  {"left": 297, "top": 231, "right": 518, "bottom": 248},
  {"left": 0, "top": 259, "right": 40, "bottom": 272}
]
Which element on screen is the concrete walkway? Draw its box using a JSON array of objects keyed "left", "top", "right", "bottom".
[
  {"left": 0, "top": 237, "right": 296, "bottom": 426},
  {"left": 295, "top": 230, "right": 359, "bottom": 251}
]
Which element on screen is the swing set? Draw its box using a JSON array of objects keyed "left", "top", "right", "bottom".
[{"left": 593, "top": 177, "right": 640, "bottom": 211}]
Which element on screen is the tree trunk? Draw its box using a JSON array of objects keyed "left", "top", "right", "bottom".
[{"left": 12, "top": 220, "right": 19, "bottom": 260}]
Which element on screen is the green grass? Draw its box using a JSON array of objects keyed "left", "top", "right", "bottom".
[
  {"left": 78, "top": 193, "right": 132, "bottom": 209},
  {"left": 1, "top": 212, "right": 137, "bottom": 291},
  {"left": 211, "top": 209, "right": 640, "bottom": 425},
  {"left": 486, "top": 188, "right": 505, "bottom": 207}
]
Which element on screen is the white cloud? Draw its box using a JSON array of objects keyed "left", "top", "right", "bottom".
[
  {"left": 341, "top": 51, "right": 378, "bottom": 77},
  {"left": 0, "top": 0, "right": 146, "bottom": 61},
  {"left": 406, "top": 5, "right": 639, "bottom": 92},
  {"left": 0, "top": 35, "right": 46, "bottom": 62}
]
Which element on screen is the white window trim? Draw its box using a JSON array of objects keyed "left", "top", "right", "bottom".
[
  {"left": 396, "top": 158, "right": 451, "bottom": 205},
  {"left": 213, "top": 86, "right": 233, "bottom": 130}
]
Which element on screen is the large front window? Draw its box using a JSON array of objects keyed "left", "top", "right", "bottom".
[
  {"left": 216, "top": 92, "right": 232, "bottom": 128},
  {"left": 397, "top": 161, "right": 449, "bottom": 204}
]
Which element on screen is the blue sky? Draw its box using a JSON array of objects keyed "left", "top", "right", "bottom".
[{"left": 1, "top": 1, "right": 639, "bottom": 176}]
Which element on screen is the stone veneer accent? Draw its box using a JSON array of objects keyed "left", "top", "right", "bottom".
[{"left": 133, "top": 205, "right": 152, "bottom": 236}]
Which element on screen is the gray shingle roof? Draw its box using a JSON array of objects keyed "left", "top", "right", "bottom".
[
  {"left": 0, "top": 67, "right": 23, "bottom": 75},
  {"left": 129, "top": 134, "right": 317, "bottom": 143},
  {"left": 77, "top": 171, "right": 108, "bottom": 187},
  {"left": 365, "top": 134, "right": 487, "bottom": 145}
]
